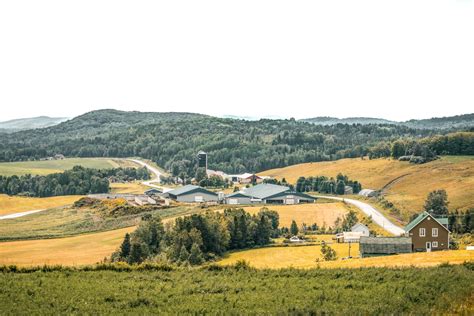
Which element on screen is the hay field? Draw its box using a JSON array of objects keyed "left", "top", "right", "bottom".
[
  {"left": 219, "top": 244, "right": 473, "bottom": 269},
  {"left": 259, "top": 156, "right": 474, "bottom": 218},
  {"left": 243, "top": 202, "right": 348, "bottom": 228},
  {"left": 109, "top": 182, "right": 149, "bottom": 194},
  {"left": 0, "top": 194, "right": 80, "bottom": 216},
  {"left": 219, "top": 241, "right": 358, "bottom": 269},
  {"left": 0, "top": 157, "right": 132, "bottom": 176},
  {"left": 0, "top": 227, "right": 135, "bottom": 266}
]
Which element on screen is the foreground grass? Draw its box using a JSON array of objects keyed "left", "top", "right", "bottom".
[
  {"left": 243, "top": 202, "right": 348, "bottom": 228},
  {"left": 0, "top": 264, "right": 472, "bottom": 314},
  {"left": 259, "top": 156, "right": 474, "bottom": 220}
]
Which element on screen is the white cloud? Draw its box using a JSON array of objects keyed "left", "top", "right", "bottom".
[{"left": 0, "top": 0, "right": 473, "bottom": 121}]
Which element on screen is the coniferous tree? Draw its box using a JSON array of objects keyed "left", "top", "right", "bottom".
[
  {"left": 290, "top": 220, "right": 299, "bottom": 236},
  {"left": 120, "top": 233, "right": 131, "bottom": 258}
]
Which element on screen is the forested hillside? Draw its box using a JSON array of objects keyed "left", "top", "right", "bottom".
[{"left": 0, "top": 110, "right": 472, "bottom": 178}]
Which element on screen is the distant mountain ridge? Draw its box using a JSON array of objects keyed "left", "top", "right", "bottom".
[
  {"left": 301, "top": 113, "right": 474, "bottom": 129},
  {"left": 0, "top": 116, "right": 68, "bottom": 133}
]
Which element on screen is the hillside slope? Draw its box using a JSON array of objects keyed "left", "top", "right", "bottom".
[
  {"left": 0, "top": 116, "right": 68, "bottom": 132},
  {"left": 259, "top": 156, "right": 474, "bottom": 220}
]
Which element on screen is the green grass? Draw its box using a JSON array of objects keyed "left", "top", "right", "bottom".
[
  {"left": 0, "top": 205, "right": 207, "bottom": 241},
  {"left": 0, "top": 264, "right": 472, "bottom": 314},
  {"left": 0, "top": 158, "right": 127, "bottom": 176}
]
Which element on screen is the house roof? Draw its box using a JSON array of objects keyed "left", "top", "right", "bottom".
[
  {"left": 404, "top": 211, "right": 450, "bottom": 233},
  {"left": 145, "top": 188, "right": 162, "bottom": 194},
  {"left": 265, "top": 190, "right": 316, "bottom": 200},
  {"left": 197, "top": 150, "right": 207, "bottom": 155},
  {"left": 351, "top": 223, "right": 369, "bottom": 231},
  {"left": 242, "top": 184, "right": 290, "bottom": 199},
  {"left": 360, "top": 236, "right": 412, "bottom": 245},
  {"left": 166, "top": 185, "right": 217, "bottom": 196}
]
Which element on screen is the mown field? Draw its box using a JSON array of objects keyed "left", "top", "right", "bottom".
[
  {"left": 0, "top": 194, "right": 80, "bottom": 216},
  {"left": 219, "top": 243, "right": 474, "bottom": 269},
  {"left": 259, "top": 156, "right": 474, "bottom": 220},
  {"left": 243, "top": 202, "right": 348, "bottom": 228},
  {"left": 0, "top": 157, "right": 129, "bottom": 176},
  {"left": 0, "top": 264, "right": 472, "bottom": 314}
]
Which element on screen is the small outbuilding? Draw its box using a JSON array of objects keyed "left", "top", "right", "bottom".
[
  {"left": 351, "top": 223, "right": 370, "bottom": 236},
  {"left": 358, "top": 189, "right": 377, "bottom": 197},
  {"left": 359, "top": 236, "right": 412, "bottom": 258},
  {"left": 225, "top": 192, "right": 252, "bottom": 205}
]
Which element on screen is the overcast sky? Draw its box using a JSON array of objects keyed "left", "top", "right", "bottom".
[{"left": 0, "top": 1, "right": 473, "bottom": 122}]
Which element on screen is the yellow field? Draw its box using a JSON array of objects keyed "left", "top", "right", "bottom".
[
  {"left": 219, "top": 241, "right": 358, "bottom": 269},
  {"left": 259, "top": 156, "right": 474, "bottom": 219},
  {"left": 109, "top": 182, "right": 149, "bottom": 194},
  {"left": 218, "top": 243, "right": 474, "bottom": 269},
  {"left": 0, "top": 194, "right": 81, "bottom": 216},
  {"left": 243, "top": 203, "right": 348, "bottom": 228},
  {"left": 0, "top": 227, "right": 136, "bottom": 266}
]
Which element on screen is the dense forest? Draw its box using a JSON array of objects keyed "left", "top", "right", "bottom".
[
  {"left": 0, "top": 166, "right": 150, "bottom": 197},
  {"left": 0, "top": 110, "right": 473, "bottom": 178},
  {"left": 113, "top": 208, "right": 279, "bottom": 265}
]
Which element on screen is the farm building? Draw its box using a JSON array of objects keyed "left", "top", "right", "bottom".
[
  {"left": 227, "top": 173, "right": 263, "bottom": 184},
  {"left": 134, "top": 195, "right": 157, "bottom": 206},
  {"left": 225, "top": 192, "right": 252, "bottom": 205},
  {"left": 359, "top": 236, "right": 412, "bottom": 258},
  {"left": 144, "top": 188, "right": 162, "bottom": 196},
  {"left": 351, "top": 223, "right": 370, "bottom": 236},
  {"left": 239, "top": 183, "right": 316, "bottom": 205},
  {"left": 358, "top": 189, "right": 377, "bottom": 197},
  {"left": 405, "top": 211, "right": 449, "bottom": 252},
  {"left": 197, "top": 151, "right": 208, "bottom": 170},
  {"left": 344, "top": 186, "right": 353, "bottom": 195},
  {"left": 164, "top": 185, "right": 218, "bottom": 203},
  {"left": 336, "top": 232, "right": 364, "bottom": 243}
]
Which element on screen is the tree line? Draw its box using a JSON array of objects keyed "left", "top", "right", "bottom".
[
  {"left": 295, "top": 173, "right": 362, "bottom": 194},
  {"left": 113, "top": 208, "right": 280, "bottom": 265},
  {"left": 0, "top": 166, "right": 150, "bottom": 197}
]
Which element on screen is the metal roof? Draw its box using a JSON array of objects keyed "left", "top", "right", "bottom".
[
  {"left": 166, "top": 185, "right": 217, "bottom": 196},
  {"left": 225, "top": 191, "right": 251, "bottom": 198},
  {"left": 242, "top": 183, "right": 290, "bottom": 199},
  {"left": 360, "top": 236, "right": 412, "bottom": 245},
  {"left": 404, "top": 211, "right": 450, "bottom": 232}
]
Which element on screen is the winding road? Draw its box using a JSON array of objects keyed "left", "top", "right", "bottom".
[
  {"left": 315, "top": 195, "right": 405, "bottom": 236},
  {"left": 0, "top": 209, "right": 44, "bottom": 220},
  {"left": 128, "top": 159, "right": 172, "bottom": 193}
]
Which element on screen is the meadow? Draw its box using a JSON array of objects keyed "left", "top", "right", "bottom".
[
  {"left": 0, "top": 194, "right": 80, "bottom": 216},
  {"left": 259, "top": 156, "right": 474, "bottom": 221},
  {"left": 0, "top": 157, "right": 126, "bottom": 176},
  {"left": 243, "top": 202, "right": 348, "bottom": 228},
  {"left": 0, "top": 264, "right": 472, "bottom": 314}
]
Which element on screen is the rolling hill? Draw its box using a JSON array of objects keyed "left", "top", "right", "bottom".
[
  {"left": 259, "top": 156, "right": 474, "bottom": 221},
  {"left": 0, "top": 116, "right": 68, "bottom": 133},
  {"left": 302, "top": 113, "right": 474, "bottom": 129}
]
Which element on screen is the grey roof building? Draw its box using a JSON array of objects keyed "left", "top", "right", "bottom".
[
  {"left": 165, "top": 185, "right": 218, "bottom": 203},
  {"left": 234, "top": 183, "right": 316, "bottom": 205},
  {"left": 225, "top": 192, "right": 253, "bottom": 205},
  {"left": 359, "top": 236, "right": 412, "bottom": 258}
]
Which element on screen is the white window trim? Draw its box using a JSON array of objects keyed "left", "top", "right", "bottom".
[
  {"left": 419, "top": 228, "right": 426, "bottom": 237},
  {"left": 432, "top": 241, "right": 438, "bottom": 248},
  {"left": 432, "top": 228, "right": 438, "bottom": 237}
]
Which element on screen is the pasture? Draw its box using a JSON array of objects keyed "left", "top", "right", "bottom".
[
  {"left": 0, "top": 194, "right": 80, "bottom": 216},
  {"left": 0, "top": 265, "right": 472, "bottom": 314},
  {"left": 259, "top": 156, "right": 474, "bottom": 220},
  {"left": 0, "top": 157, "right": 132, "bottom": 176},
  {"left": 219, "top": 243, "right": 474, "bottom": 269},
  {"left": 243, "top": 202, "right": 348, "bottom": 228}
]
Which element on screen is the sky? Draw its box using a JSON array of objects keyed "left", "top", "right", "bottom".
[{"left": 0, "top": 1, "right": 473, "bottom": 122}]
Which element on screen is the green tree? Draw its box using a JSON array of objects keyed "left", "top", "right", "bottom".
[
  {"left": 178, "top": 245, "right": 190, "bottom": 263},
  {"left": 120, "top": 233, "right": 131, "bottom": 258},
  {"left": 320, "top": 243, "right": 337, "bottom": 261},
  {"left": 424, "top": 189, "right": 449, "bottom": 216},
  {"left": 189, "top": 243, "right": 204, "bottom": 265},
  {"left": 128, "top": 242, "right": 145, "bottom": 264},
  {"left": 290, "top": 220, "right": 299, "bottom": 236},
  {"left": 336, "top": 180, "right": 346, "bottom": 195}
]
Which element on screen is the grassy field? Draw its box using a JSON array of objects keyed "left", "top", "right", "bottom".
[
  {"left": 0, "top": 204, "right": 208, "bottom": 241},
  {"left": 0, "top": 194, "right": 80, "bottom": 216},
  {"left": 243, "top": 202, "right": 348, "bottom": 228},
  {"left": 0, "top": 227, "right": 135, "bottom": 266},
  {"left": 109, "top": 182, "right": 149, "bottom": 194},
  {"left": 0, "top": 157, "right": 127, "bottom": 176},
  {"left": 259, "top": 156, "right": 474, "bottom": 220},
  {"left": 219, "top": 242, "right": 474, "bottom": 269},
  {"left": 0, "top": 265, "right": 472, "bottom": 314}
]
